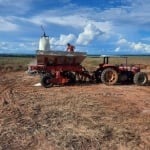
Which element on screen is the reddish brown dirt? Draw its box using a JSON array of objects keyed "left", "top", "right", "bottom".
[{"left": 0, "top": 71, "right": 150, "bottom": 150}]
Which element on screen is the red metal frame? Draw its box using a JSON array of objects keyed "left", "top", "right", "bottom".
[
  {"left": 30, "top": 64, "right": 83, "bottom": 72},
  {"left": 30, "top": 64, "right": 86, "bottom": 84}
]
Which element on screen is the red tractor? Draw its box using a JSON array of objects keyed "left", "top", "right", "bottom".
[{"left": 93, "top": 56, "right": 148, "bottom": 86}]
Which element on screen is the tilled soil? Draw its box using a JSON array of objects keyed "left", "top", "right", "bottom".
[{"left": 0, "top": 71, "right": 150, "bottom": 150}]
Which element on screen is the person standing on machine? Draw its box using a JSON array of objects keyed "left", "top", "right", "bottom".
[{"left": 66, "top": 43, "right": 75, "bottom": 52}]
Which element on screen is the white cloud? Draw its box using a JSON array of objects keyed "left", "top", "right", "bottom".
[
  {"left": 0, "top": 41, "right": 36, "bottom": 54},
  {"left": 57, "top": 0, "right": 71, "bottom": 3},
  {"left": 0, "top": 42, "right": 7, "bottom": 46},
  {"left": 0, "top": 42, "right": 9, "bottom": 50},
  {"left": 142, "top": 37, "right": 150, "bottom": 42},
  {"left": 0, "top": 0, "right": 32, "bottom": 15},
  {"left": 117, "top": 38, "right": 128, "bottom": 45},
  {"left": 76, "top": 23, "right": 102, "bottom": 45},
  {"left": 29, "top": 6, "right": 113, "bottom": 33},
  {"left": 30, "top": 13, "right": 89, "bottom": 29},
  {"left": 0, "top": 0, "right": 150, "bottom": 55},
  {"left": 59, "top": 34, "right": 76, "bottom": 45},
  {"left": 115, "top": 47, "right": 120, "bottom": 52},
  {"left": 26, "top": 0, "right": 150, "bottom": 48},
  {"left": 131, "top": 42, "right": 150, "bottom": 52},
  {"left": 92, "top": 21, "right": 112, "bottom": 33},
  {"left": 49, "top": 34, "right": 76, "bottom": 50},
  {"left": 117, "top": 38, "right": 150, "bottom": 53},
  {"left": 50, "top": 34, "right": 76, "bottom": 45},
  {"left": 0, "top": 17, "right": 19, "bottom": 31}
]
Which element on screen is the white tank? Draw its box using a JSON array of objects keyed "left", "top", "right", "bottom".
[{"left": 39, "top": 34, "right": 50, "bottom": 51}]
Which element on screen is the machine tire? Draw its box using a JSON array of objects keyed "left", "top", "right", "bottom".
[
  {"left": 133, "top": 72, "right": 148, "bottom": 86},
  {"left": 67, "top": 72, "right": 76, "bottom": 85},
  {"left": 101, "top": 68, "right": 118, "bottom": 85},
  {"left": 95, "top": 70, "right": 102, "bottom": 83},
  {"left": 41, "top": 75, "right": 53, "bottom": 88}
]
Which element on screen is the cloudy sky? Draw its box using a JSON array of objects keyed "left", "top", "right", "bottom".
[{"left": 0, "top": 0, "right": 150, "bottom": 55}]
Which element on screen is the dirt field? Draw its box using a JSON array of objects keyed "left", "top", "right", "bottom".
[{"left": 0, "top": 59, "right": 150, "bottom": 150}]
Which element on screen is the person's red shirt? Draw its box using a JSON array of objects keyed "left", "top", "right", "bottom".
[{"left": 67, "top": 44, "right": 75, "bottom": 52}]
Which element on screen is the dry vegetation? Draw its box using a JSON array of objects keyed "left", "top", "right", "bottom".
[
  {"left": 0, "top": 57, "right": 33, "bottom": 72},
  {"left": 0, "top": 56, "right": 150, "bottom": 150}
]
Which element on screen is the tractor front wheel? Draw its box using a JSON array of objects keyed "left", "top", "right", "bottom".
[
  {"left": 133, "top": 72, "right": 148, "bottom": 86},
  {"left": 41, "top": 75, "right": 53, "bottom": 88},
  {"left": 101, "top": 68, "right": 118, "bottom": 85}
]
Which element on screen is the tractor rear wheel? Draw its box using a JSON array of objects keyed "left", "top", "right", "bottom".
[
  {"left": 133, "top": 72, "right": 148, "bottom": 86},
  {"left": 41, "top": 75, "right": 53, "bottom": 88},
  {"left": 101, "top": 68, "right": 118, "bottom": 85}
]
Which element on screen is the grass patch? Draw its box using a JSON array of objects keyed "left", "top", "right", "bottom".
[
  {"left": 0, "top": 56, "right": 150, "bottom": 72},
  {"left": 0, "top": 57, "right": 35, "bottom": 72},
  {"left": 0, "top": 57, "right": 34, "bottom": 65}
]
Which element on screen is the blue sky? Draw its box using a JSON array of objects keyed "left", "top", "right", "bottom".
[{"left": 0, "top": 0, "right": 150, "bottom": 55}]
